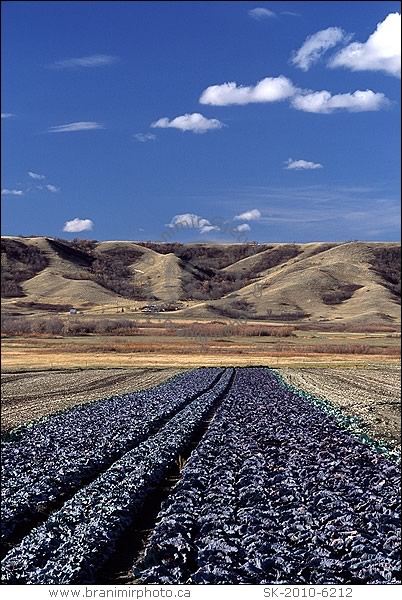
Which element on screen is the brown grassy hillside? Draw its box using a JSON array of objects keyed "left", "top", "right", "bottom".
[{"left": 1, "top": 237, "right": 400, "bottom": 328}]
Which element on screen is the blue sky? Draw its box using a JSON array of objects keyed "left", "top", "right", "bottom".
[{"left": 1, "top": 1, "right": 400, "bottom": 242}]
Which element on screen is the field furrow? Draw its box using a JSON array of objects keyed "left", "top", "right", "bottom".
[{"left": 1, "top": 368, "right": 184, "bottom": 432}]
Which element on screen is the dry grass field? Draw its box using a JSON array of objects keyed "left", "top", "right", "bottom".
[{"left": 1, "top": 329, "right": 400, "bottom": 371}]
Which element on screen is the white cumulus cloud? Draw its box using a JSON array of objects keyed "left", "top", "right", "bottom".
[
  {"left": 133, "top": 132, "right": 157, "bottom": 142},
  {"left": 1, "top": 189, "right": 24, "bottom": 196},
  {"left": 291, "top": 27, "right": 349, "bottom": 71},
  {"left": 167, "top": 214, "right": 220, "bottom": 234},
  {"left": 46, "top": 184, "right": 60, "bottom": 193},
  {"left": 291, "top": 89, "right": 390, "bottom": 113},
  {"left": 47, "top": 121, "right": 104, "bottom": 133},
  {"left": 248, "top": 8, "right": 276, "bottom": 19},
  {"left": 284, "top": 158, "right": 323, "bottom": 170},
  {"left": 1, "top": 113, "right": 14, "bottom": 119},
  {"left": 234, "top": 209, "right": 262, "bottom": 221},
  {"left": 63, "top": 218, "right": 94, "bottom": 232},
  {"left": 235, "top": 223, "right": 251, "bottom": 232},
  {"left": 329, "top": 13, "right": 401, "bottom": 78},
  {"left": 199, "top": 225, "right": 220, "bottom": 234},
  {"left": 28, "top": 171, "right": 46, "bottom": 180},
  {"left": 200, "top": 76, "right": 296, "bottom": 106},
  {"left": 151, "top": 113, "right": 224, "bottom": 134},
  {"left": 49, "top": 54, "right": 119, "bottom": 69}
]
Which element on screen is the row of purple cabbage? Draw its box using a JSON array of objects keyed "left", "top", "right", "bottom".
[
  {"left": 135, "top": 368, "right": 401, "bottom": 585},
  {"left": 1, "top": 368, "right": 235, "bottom": 583},
  {"left": 1, "top": 367, "right": 224, "bottom": 544}
]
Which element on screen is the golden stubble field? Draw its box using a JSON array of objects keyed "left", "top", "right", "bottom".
[{"left": 1, "top": 329, "right": 400, "bottom": 370}]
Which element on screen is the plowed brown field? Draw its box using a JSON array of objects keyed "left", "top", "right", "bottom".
[{"left": 1, "top": 368, "right": 183, "bottom": 432}]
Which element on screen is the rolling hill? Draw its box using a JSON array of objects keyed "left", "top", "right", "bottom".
[{"left": 1, "top": 236, "right": 400, "bottom": 328}]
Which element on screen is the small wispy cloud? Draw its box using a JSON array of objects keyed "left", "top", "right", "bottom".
[
  {"left": 63, "top": 218, "right": 94, "bottom": 232},
  {"left": 200, "top": 76, "right": 296, "bottom": 106},
  {"left": 329, "top": 13, "right": 401, "bottom": 78},
  {"left": 234, "top": 209, "right": 262, "bottom": 221},
  {"left": 28, "top": 171, "right": 46, "bottom": 180},
  {"left": 46, "top": 184, "right": 60, "bottom": 193},
  {"left": 1, "top": 113, "right": 14, "bottom": 119},
  {"left": 151, "top": 113, "right": 224, "bottom": 134},
  {"left": 291, "top": 89, "right": 390, "bottom": 113},
  {"left": 291, "top": 27, "right": 349, "bottom": 71},
  {"left": 47, "top": 121, "right": 104, "bottom": 133},
  {"left": 281, "top": 11, "right": 301, "bottom": 17},
  {"left": 1, "top": 189, "right": 24, "bottom": 196},
  {"left": 133, "top": 132, "right": 157, "bottom": 142},
  {"left": 27, "top": 171, "right": 60, "bottom": 192},
  {"left": 167, "top": 213, "right": 221, "bottom": 234},
  {"left": 248, "top": 8, "right": 276, "bottom": 20},
  {"left": 219, "top": 184, "right": 400, "bottom": 238},
  {"left": 284, "top": 158, "right": 323, "bottom": 170},
  {"left": 49, "top": 54, "right": 119, "bottom": 70},
  {"left": 234, "top": 223, "right": 251, "bottom": 232}
]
